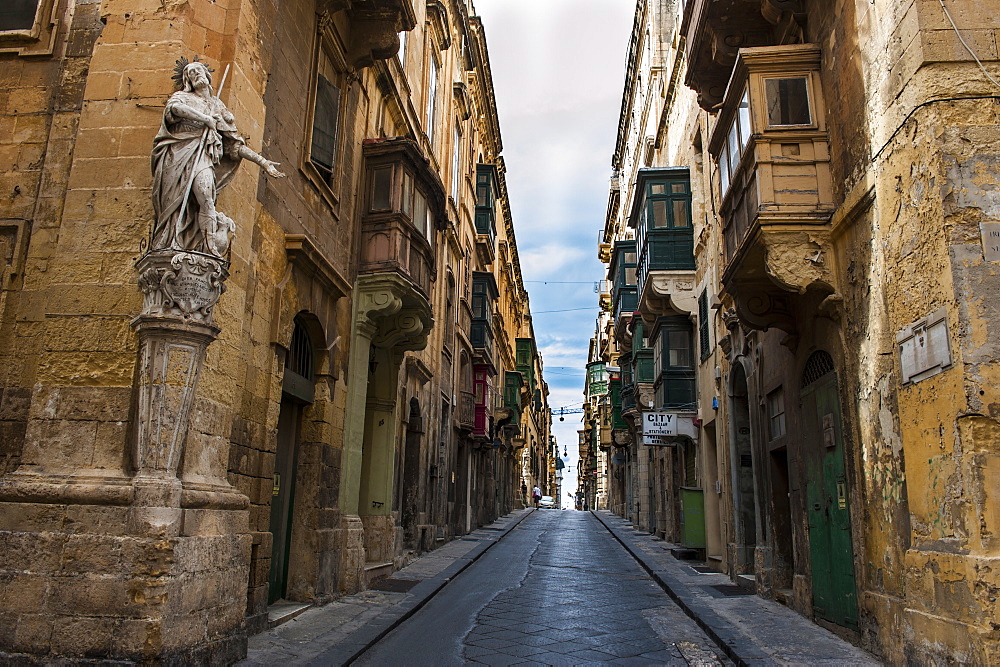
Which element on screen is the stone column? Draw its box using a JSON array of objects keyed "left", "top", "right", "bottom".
[
  {"left": 129, "top": 250, "right": 225, "bottom": 536},
  {"left": 337, "top": 274, "right": 431, "bottom": 590}
]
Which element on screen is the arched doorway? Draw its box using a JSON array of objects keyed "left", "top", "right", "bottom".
[
  {"left": 800, "top": 350, "right": 857, "bottom": 629},
  {"left": 268, "top": 319, "right": 315, "bottom": 604},
  {"left": 728, "top": 362, "right": 758, "bottom": 574},
  {"left": 400, "top": 398, "right": 423, "bottom": 547}
]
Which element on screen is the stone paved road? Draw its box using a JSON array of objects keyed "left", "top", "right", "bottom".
[{"left": 350, "top": 510, "right": 729, "bottom": 666}]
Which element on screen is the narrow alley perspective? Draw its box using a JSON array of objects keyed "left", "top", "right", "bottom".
[
  {"left": 3, "top": 0, "right": 1000, "bottom": 664},
  {"left": 244, "top": 509, "right": 876, "bottom": 665}
]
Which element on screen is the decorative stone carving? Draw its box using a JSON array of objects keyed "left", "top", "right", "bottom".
[
  {"left": 356, "top": 275, "right": 433, "bottom": 353},
  {"left": 640, "top": 271, "right": 698, "bottom": 318},
  {"left": 150, "top": 57, "right": 284, "bottom": 259},
  {"left": 137, "top": 250, "right": 228, "bottom": 325}
]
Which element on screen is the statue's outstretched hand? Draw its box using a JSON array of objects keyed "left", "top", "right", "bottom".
[{"left": 264, "top": 161, "right": 286, "bottom": 178}]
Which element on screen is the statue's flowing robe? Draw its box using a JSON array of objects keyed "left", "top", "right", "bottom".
[{"left": 150, "top": 90, "right": 244, "bottom": 253}]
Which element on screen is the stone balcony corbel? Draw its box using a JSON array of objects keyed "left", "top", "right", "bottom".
[
  {"left": 320, "top": 0, "right": 418, "bottom": 70},
  {"left": 722, "top": 223, "right": 839, "bottom": 334},
  {"left": 639, "top": 271, "right": 698, "bottom": 321}
]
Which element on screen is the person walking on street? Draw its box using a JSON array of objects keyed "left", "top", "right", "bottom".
[{"left": 532, "top": 485, "right": 541, "bottom": 509}]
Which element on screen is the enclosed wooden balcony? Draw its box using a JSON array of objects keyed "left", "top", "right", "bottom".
[
  {"left": 470, "top": 271, "right": 498, "bottom": 369},
  {"left": 708, "top": 44, "right": 837, "bottom": 332},
  {"left": 359, "top": 138, "right": 447, "bottom": 299},
  {"left": 627, "top": 169, "right": 697, "bottom": 318}
]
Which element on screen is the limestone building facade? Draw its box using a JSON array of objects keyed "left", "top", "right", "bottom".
[
  {"left": 0, "top": 0, "right": 549, "bottom": 662},
  {"left": 594, "top": 0, "right": 1000, "bottom": 662}
]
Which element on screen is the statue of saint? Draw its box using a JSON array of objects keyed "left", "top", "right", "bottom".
[{"left": 150, "top": 57, "right": 285, "bottom": 257}]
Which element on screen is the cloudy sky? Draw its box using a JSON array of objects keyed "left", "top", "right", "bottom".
[{"left": 473, "top": 1, "right": 635, "bottom": 498}]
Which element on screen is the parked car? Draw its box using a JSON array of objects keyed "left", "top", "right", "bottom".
[{"left": 538, "top": 495, "right": 556, "bottom": 509}]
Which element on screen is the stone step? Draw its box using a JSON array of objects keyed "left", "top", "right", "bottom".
[
  {"left": 364, "top": 560, "right": 395, "bottom": 587},
  {"left": 735, "top": 573, "right": 757, "bottom": 591},
  {"left": 267, "top": 601, "right": 312, "bottom": 629}
]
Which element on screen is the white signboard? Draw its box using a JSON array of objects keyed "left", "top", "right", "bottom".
[
  {"left": 642, "top": 434, "right": 676, "bottom": 446},
  {"left": 643, "top": 412, "right": 677, "bottom": 437}
]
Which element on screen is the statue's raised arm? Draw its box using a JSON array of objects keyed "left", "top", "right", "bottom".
[{"left": 150, "top": 57, "right": 285, "bottom": 258}]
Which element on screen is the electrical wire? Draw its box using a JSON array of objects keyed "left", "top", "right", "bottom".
[{"left": 938, "top": 0, "right": 1000, "bottom": 90}]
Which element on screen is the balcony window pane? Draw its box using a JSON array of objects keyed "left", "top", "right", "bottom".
[
  {"left": 671, "top": 182, "right": 686, "bottom": 193},
  {"left": 476, "top": 171, "right": 491, "bottom": 207},
  {"left": 727, "top": 122, "right": 741, "bottom": 175},
  {"left": 371, "top": 167, "right": 392, "bottom": 211},
  {"left": 472, "top": 294, "right": 486, "bottom": 318},
  {"left": 768, "top": 387, "right": 786, "bottom": 439},
  {"left": 650, "top": 183, "right": 665, "bottom": 195},
  {"left": 624, "top": 266, "right": 637, "bottom": 285},
  {"left": 625, "top": 251, "right": 637, "bottom": 264},
  {"left": 719, "top": 146, "right": 730, "bottom": 193},
  {"left": 738, "top": 89, "right": 751, "bottom": 150},
  {"left": 766, "top": 77, "right": 811, "bottom": 126},
  {"left": 651, "top": 200, "right": 668, "bottom": 228},
  {"left": 413, "top": 190, "right": 427, "bottom": 235},
  {"left": 402, "top": 171, "right": 412, "bottom": 215},
  {"left": 672, "top": 199, "right": 690, "bottom": 228},
  {"left": 668, "top": 329, "right": 691, "bottom": 368}
]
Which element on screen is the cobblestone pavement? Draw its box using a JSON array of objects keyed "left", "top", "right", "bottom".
[{"left": 354, "top": 510, "right": 730, "bottom": 666}]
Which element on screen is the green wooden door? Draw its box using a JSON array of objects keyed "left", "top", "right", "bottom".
[
  {"left": 802, "top": 371, "right": 857, "bottom": 629},
  {"left": 680, "top": 487, "right": 706, "bottom": 548}
]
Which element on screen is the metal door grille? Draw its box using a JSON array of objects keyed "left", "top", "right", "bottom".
[
  {"left": 286, "top": 322, "right": 314, "bottom": 382},
  {"left": 801, "top": 350, "right": 834, "bottom": 388}
]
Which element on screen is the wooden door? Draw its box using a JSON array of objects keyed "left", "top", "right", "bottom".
[{"left": 802, "top": 363, "right": 857, "bottom": 628}]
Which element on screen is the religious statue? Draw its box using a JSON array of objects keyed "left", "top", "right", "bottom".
[{"left": 150, "top": 57, "right": 285, "bottom": 258}]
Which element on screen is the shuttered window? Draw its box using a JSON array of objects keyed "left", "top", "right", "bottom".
[
  {"left": 698, "top": 290, "right": 711, "bottom": 360},
  {"left": 0, "top": 0, "right": 39, "bottom": 32},
  {"left": 310, "top": 72, "right": 341, "bottom": 180}
]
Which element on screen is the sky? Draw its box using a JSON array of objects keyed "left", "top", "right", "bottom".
[{"left": 472, "top": 1, "right": 635, "bottom": 501}]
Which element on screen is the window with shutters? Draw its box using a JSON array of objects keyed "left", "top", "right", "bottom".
[
  {"left": 426, "top": 53, "right": 439, "bottom": 146},
  {"left": 309, "top": 52, "right": 342, "bottom": 184},
  {"left": 303, "top": 36, "right": 348, "bottom": 205},
  {"left": 767, "top": 387, "right": 786, "bottom": 440},
  {"left": 698, "top": 290, "right": 712, "bottom": 361},
  {"left": 451, "top": 124, "right": 462, "bottom": 203}
]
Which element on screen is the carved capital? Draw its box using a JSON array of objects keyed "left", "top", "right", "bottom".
[
  {"left": 640, "top": 270, "right": 697, "bottom": 318},
  {"left": 355, "top": 274, "right": 433, "bottom": 352},
  {"left": 137, "top": 250, "right": 228, "bottom": 326}
]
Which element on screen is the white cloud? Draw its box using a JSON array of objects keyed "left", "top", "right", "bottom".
[{"left": 472, "top": 1, "right": 634, "bottom": 491}]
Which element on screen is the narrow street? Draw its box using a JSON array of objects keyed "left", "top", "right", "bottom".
[{"left": 354, "top": 510, "right": 728, "bottom": 666}]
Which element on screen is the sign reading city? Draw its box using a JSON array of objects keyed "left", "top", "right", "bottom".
[{"left": 642, "top": 411, "right": 677, "bottom": 437}]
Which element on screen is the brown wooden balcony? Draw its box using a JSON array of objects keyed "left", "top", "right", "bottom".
[
  {"left": 359, "top": 215, "right": 435, "bottom": 297},
  {"left": 709, "top": 45, "right": 837, "bottom": 332},
  {"left": 360, "top": 138, "right": 447, "bottom": 299}
]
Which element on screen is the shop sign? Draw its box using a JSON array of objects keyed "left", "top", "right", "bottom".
[{"left": 642, "top": 411, "right": 677, "bottom": 436}]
